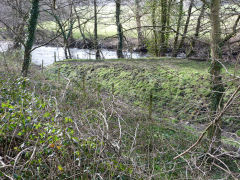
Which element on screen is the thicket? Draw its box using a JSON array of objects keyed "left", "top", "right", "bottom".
[{"left": 1, "top": 55, "right": 239, "bottom": 179}]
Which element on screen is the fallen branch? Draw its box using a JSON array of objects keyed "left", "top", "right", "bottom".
[{"left": 207, "top": 153, "right": 238, "bottom": 180}]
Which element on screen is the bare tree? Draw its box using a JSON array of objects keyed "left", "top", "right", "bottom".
[
  {"left": 159, "top": 0, "right": 168, "bottom": 56},
  {"left": 49, "top": 0, "right": 75, "bottom": 59},
  {"left": 94, "top": 0, "right": 101, "bottom": 59},
  {"left": 0, "top": 0, "right": 30, "bottom": 49},
  {"left": 172, "top": 0, "right": 184, "bottom": 57},
  {"left": 151, "top": 0, "right": 158, "bottom": 56},
  {"left": 134, "top": 0, "right": 145, "bottom": 50},
  {"left": 174, "top": 0, "right": 194, "bottom": 57},
  {"left": 207, "top": 0, "right": 225, "bottom": 148},
  {"left": 116, "top": 0, "right": 124, "bottom": 58},
  {"left": 187, "top": 2, "right": 206, "bottom": 57}
]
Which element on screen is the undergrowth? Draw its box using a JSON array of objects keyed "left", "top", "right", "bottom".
[
  {"left": 0, "top": 67, "right": 198, "bottom": 179},
  {"left": 0, "top": 55, "right": 239, "bottom": 179}
]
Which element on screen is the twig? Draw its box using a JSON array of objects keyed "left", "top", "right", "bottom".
[
  {"left": 129, "top": 123, "right": 139, "bottom": 156},
  {"left": 61, "top": 76, "right": 71, "bottom": 102},
  {"left": 174, "top": 85, "right": 240, "bottom": 160},
  {"left": 213, "top": 162, "right": 237, "bottom": 180},
  {"left": 0, "top": 157, "right": 12, "bottom": 169},
  {"left": 207, "top": 153, "right": 237, "bottom": 180},
  {"left": 20, "top": 141, "right": 38, "bottom": 171},
  {"left": 99, "top": 111, "right": 109, "bottom": 140},
  {"left": 2, "top": 172, "right": 14, "bottom": 180},
  {"left": 216, "top": 59, "right": 240, "bottom": 79},
  {"left": 117, "top": 115, "right": 122, "bottom": 146},
  {"left": 13, "top": 147, "right": 34, "bottom": 173}
]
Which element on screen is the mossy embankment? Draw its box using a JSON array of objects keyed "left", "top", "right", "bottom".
[
  {"left": 46, "top": 58, "right": 239, "bottom": 130},
  {"left": 46, "top": 58, "right": 240, "bottom": 154}
]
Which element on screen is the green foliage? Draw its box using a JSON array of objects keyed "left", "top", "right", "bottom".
[
  {"left": 236, "top": 130, "right": 240, "bottom": 137},
  {"left": 145, "top": 38, "right": 159, "bottom": 56}
]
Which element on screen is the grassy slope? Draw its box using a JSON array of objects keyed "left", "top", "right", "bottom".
[
  {"left": 47, "top": 57, "right": 240, "bottom": 143},
  {"left": 0, "top": 55, "right": 199, "bottom": 179},
  {"left": 1, "top": 55, "right": 239, "bottom": 179},
  {"left": 67, "top": 58, "right": 210, "bottom": 119}
]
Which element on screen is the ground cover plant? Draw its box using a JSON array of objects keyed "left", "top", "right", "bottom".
[
  {"left": 0, "top": 54, "right": 239, "bottom": 179},
  {"left": 0, "top": 0, "right": 240, "bottom": 179}
]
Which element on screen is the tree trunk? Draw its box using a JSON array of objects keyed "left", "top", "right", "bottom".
[
  {"left": 176, "top": 0, "right": 194, "bottom": 55},
  {"left": 159, "top": 0, "right": 168, "bottom": 56},
  {"left": 187, "top": 3, "right": 206, "bottom": 57},
  {"left": 165, "top": 0, "right": 173, "bottom": 49},
  {"left": 73, "top": 5, "right": 86, "bottom": 41},
  {"left": 21, "top": 0, "right": 40, "bottom": 77},
  {"left": 208, "top": 0, "right": 224, "bottom": 148},
  {"left": 151, "top": 0, "right": 158, "bottom": 56},
  {"left": 94, "top": 0, "right": 100, "bottom": 59},
  {"left": 172, "top": 0, "right": 184, "bottom": 57},
  {"left": 116, "top": 0, "right": 124, "bottom": 58},
  {"left": 134, "top": 0, "right": 144, "bottom": 49},
  {"left": 67, "top": 1, "right": 74, "bottom": 59}
]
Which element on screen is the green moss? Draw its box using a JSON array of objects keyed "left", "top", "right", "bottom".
[
  {"left": 236, "top": 130, "right": 240, "bottom": 137},
  {"left": 47, "top": 58, "right": 212, "bottom": 122},
  {"left": 46, "top": 58, "right": 239, "bottom": 132}
]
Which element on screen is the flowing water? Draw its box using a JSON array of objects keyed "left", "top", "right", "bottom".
[{"left": 0, "top": 41, "right": 147, "bottom": 66}]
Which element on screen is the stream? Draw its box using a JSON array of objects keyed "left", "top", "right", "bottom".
[{"left": 0, "top": 41, "right": 147, "bottom": 66}]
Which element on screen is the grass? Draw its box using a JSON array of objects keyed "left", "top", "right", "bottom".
[
  {"left": 40, "top": 20, "right": 118, "bottom": 39},
  {"left": 47, "top": 58, "right": 208, "bottom": 117},
  {"left": 39, "top": 4, "right": 138, "bottom": 40}
]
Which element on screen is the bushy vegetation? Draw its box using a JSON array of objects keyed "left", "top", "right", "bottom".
[
  {"left": 0, "top": 61, "right": 192, "bottom": 179},
  {"left": 0, "top": 55, "right": 239, "bottom": 179},
  {"left": 1, "top": 0, "right": 240, "bottom": 178},
  {"left": 0, "top": 72, "right": 139, "bottom": 179}
]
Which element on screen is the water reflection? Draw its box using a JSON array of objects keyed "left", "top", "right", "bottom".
[
  {"left": 0, "top": 41, "right": 147, "bottom": 66},
  {"left": 32, "top": 46, "right": 147, "bottom": 66},
  {"left": 0, "top": 41, "right": 12, "bottom": 52}
]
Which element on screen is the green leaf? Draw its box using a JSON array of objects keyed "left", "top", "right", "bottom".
[
  {"left": 65, "top": 117, "right": 73, "bottom": 123},
  {"left": 43, "top": 112, "right": 50, "bottom": 118}
]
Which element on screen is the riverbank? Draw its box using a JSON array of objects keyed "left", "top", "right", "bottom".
[{"left": 46, "top": 58, "right": 240, "bottom": 146}]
